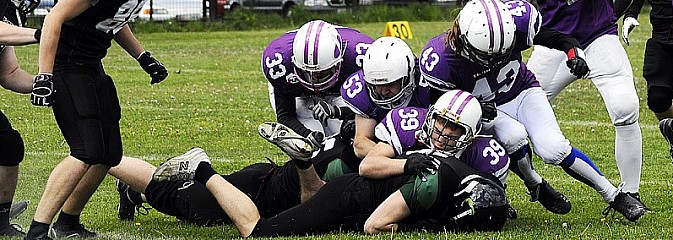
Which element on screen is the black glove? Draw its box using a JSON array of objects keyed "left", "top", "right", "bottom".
[
  {"left": 566, "top": 47, "right": 590, "bottom": 79},
  {"left": 31, "top": 73, "right": 54, "bottom": 107},
  {"left": 137, "top": 51, "right": 168, "bottom": 84},
  {"left": 338, "top": 118, "right": 356, "bottom": 143},
  {"left": 480, "top": 100, "right": 497, "bottom": 122},
  {"left": 307, "top": 131, "right": 324, "bottom": 149},
  {"left": 404, "top": 153, "right": 438, "bottom": 182},
  {"left": 312, "top": 100, "right": 341, "bottom": 125}
]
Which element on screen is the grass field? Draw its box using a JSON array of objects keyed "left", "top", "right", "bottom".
[{"left": 2, "top": 12, "right": 672, "bottom": 239}]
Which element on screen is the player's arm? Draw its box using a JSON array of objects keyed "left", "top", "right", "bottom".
[
  {"left": 39, "top": 0, "right": 90, "bottom": 74},
  {"left": 273, "top": 88, "right": 313, "bottom": 137},
  {"left": 364, "top": 190, "right": 411, "bottom": 234},
  {"left": 114, "top": 25, "right": 144, "bottom": 58},
  {"left": 617, "top": 0, "right": 642, "bottom": 19},
  {"left": 353, "top": 114, "right": 377, "bottom": 158},
  {"left": 114, "top": 25, "right": 168, "bottom": 84},
  {"left": 0, "top": 47, "right": 34, "bottom": 93},
  {"left": 359, "top": 142, "right": 405, "bottom": 179},
  {"left": 533, "top": 27, "right": 581, "bottom": 53},
  {"left": 0, "top": 22, "right": 38, "bottom": 46}
]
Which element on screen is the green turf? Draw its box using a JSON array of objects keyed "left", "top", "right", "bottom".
[{"left": 3, "top": 10, "right": 672, "bottom": 239}]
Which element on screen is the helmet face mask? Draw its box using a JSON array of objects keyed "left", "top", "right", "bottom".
[
  {"left": 362, "top": 37, "right": 416, "bottom": 109},
  {"left": 13, "top": 0, "right": 39, "bottom": 15},
  {"left": 291, "top": 20, "right": 345, "bottom": 93},
  {"left": 421, "top": 90, "right": 482, "bottom": 155}
]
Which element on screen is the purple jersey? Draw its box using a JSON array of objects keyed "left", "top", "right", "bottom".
[
  {"left": 375, "top": 107, "right": 509, "bottom": 177},
  {"left": 419, "top": 33, "right": 539, "bottom": 105},
  {"left": 504, "top": 0, "right": 542, "bottom": 50},
  {"left": 536, "top": 0, "right": 618, "bottom": 48},
  {"left": 261, "top": 27, "right": 374, "bottom": 98},
  {"left": 341, "top": 62, "right": 432, "bottom": 122}
]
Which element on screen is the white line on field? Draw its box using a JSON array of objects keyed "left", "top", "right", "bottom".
[
  {"left": 25, "top": 152, "right": 234, "bottom": 163},
  {"left": 558, "top": 120, "right": 658, "bottom": 130}
]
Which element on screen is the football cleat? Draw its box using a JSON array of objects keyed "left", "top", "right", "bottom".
[
  {"left": 23, "top": 231, "right": 52, "bottom": 240},
  {"left": 117, "top": 180, "right": 147, "bottom": 221},
  {"left": 626, "top": 192, "right": 651, "bottom": 211},
  {"left": 9, "top": 200, "right": 28, "bottom": 220},
  {"left": 48, "top": 224, "right": 98, "bottom": 239},
  {"left": 658, "top": 118, "right": 673, "bottom": 163},
  {"left": 603, "top": 192, "right": 648, "bottom": 222},
  {"left": 258, "top": 122, "right": 315, "bottom": 161},
  {"left": 528, "top": 179, "right": 571, "bottom": 214},
  {"left": 153, "top": 148, "right": 211, "bottom": 182},
  {"left": 0, "top": 223, "right": 25, "bottom": 237}
]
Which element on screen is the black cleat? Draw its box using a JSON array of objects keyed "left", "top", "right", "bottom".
[
  {"left": 603, "top": 192, "right": 648, "bottom": 222},
  {"left": 23, "top": 231, "right": 52, "bottom": 240},
  {"left": 9, "top": 201, "right": 28, "bottom": 220},
  {"left": 0, "top": 224, "right": 26, "bottom": 237},
  {"left": 658, "top": 118, "right": 673, "bottom": 163},
  {"left": 117, "top": 180, "right": 137, "bottom": 221},
  {"left": 48, "top": 224, "right": 98, "bottom": 239},
  {"left": 528, "top": 179, "right": 571, "bottom": 214}
]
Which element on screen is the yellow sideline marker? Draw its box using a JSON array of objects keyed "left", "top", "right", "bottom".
[{"left": 383, "top": 21, "right": 413, "bottom": 39}]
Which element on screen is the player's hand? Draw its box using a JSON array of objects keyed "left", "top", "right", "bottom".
[
  {"left": 312, "top": 100, "right": 341, "bottom": 125},
  {"left": 338, "top": 118, "right": 356, "bottom": 143},
  {"left": 566, "top": 47, "right": 590, "bottom": 79},
  {"left": 137, "top": 51, "right": 168, "bottom": 84},
  {"left": 307, "top": 131, "right": 324, "bottom": 149},
  {"left": 404, "top": 153, "right": 439, "bottom": 182},
  {"left": 621, "top": 17, "right": 640, "bottom": 46},
  {"left": 479, "top": 100, "right": 497, "bottom": 122},
  {"left": 31, "top": 73, "right": 54, "bottom": 107}
]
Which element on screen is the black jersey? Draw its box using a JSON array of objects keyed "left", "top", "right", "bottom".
[
  {"left": 56, "top": 0, "right": 147, "bottom": 61},
  {"left": 625, "top": 0, "right": 673, "bottom": 42}
]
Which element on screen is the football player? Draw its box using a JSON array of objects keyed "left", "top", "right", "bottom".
[
  {"left": 152, "top": 143, "right": 509, "bottom": 237},
  {"left": 527, "top": 0, "right": 646, "bottom": 206},
  {"left": 419, "top": 0, "right": 647, "bottom": 221},
  {"left": 620, "top": 0, "right": 673, "bottom": 165},
  {"left": 0, "top": 0, "right": 42, "bottom": 237},
  {"left": 340, "top": 36, "right": 432, "bottom": 159},
  {"left": 24, "top": 0, "right": 169, "bottom": 238},
  {"left": 262, "top": 20, "right": 374, "bottom": 150}
]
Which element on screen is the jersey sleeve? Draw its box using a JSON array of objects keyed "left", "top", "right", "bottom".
[
  {"left": 337, "top": 28, "right": 374, "bottom": 79},
  {"left": 341, "top": 70, "right": 377, "bottom": 117},
  {"left": 261, "top": 32, "right": 301, "bottom": 95},
  {"left": 459, "top": 137, "right": 510, "bottom": 183},
  {"left": 419, "top": 34, "right": 456, "bottom": 92},
  {"left": 503, "top": 0, "right": 542, "bottom": 49},
  {"left": 374, "top": 107, "right": 428, "bottom": 156}
]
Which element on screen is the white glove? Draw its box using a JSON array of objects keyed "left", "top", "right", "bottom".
[{"left": 621, "top": 17, "right": 640, "bottom": 46}]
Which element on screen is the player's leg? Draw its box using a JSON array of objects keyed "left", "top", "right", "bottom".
[
  {"left": 586, "top": 35, "right": 643, "bottom": 196},
  {"left": 527, "top": 45, "right": 577, "bottom": 101},
  {"left": 644, "top": 39, "right": 673, "bottom": 161},
  {"left": 0, "top": 112, "right": 27, "bottom": 237},
  {"left": 515, "top": 87, "right": 647, "bottom": 221},
  {"left": 482, "top": 111, "right": 570, "bottom": 215}
]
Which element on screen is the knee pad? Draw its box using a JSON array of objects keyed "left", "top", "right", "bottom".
[
  {"left": 0, "top": 129, "right": 25, "bottom": 166},
  {"left": 647, "top": 86, "right": 673, "bottom": 114},
  {"left": 534, "top": 139, "right": 572, "bottom": 165}
]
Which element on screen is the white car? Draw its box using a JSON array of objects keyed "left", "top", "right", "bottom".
[{"left": 138, "top": 0, "right": 207, "bottom": 22}]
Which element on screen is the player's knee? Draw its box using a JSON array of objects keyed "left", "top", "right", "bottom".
[
  {"left": 494, "top": 129, "right": 528, "bottom": 153},
  {"left": 0, "top": 129, "right": 25, "bottom": 166},
  {"left": 647, "top": 86, "right": 672, "bottom": 114},
  {"left": 534, "top": 141, "right": 571, "bottom": 165}
]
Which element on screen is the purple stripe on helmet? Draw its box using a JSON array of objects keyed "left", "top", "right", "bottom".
[
  {"left": 446, "top": 90, "right": 464, "bottom": 111},
  {"left": 304, "top": 21, "right": 315, "bottom": 66},
  {"left": 491, "top": 0, "right": 505, "bottom": 53},
  {"left": 455, "top": 94, "right": 474, "bottom": 115},
  {"left": 478, "top": 0, "right": 495, "bottom": 51},
  {"left": 312, "top": 21, "right": 326, "bottom": 66}
]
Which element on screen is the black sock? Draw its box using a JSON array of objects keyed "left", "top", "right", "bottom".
[
  {"left": 194, "top": 162, "right": 218, "bottom": 184},
  {"left": 54, "top": 211, "right": 79, "bottom": 227},
  {"left": 26, "top": 220, "right": 49, "bottom": 237},
  {"left": 0, "top": 202, "right": 10, "bottom": 227},
  {"left": 294, "top": 160, "right": 313, "bottom": 170}
]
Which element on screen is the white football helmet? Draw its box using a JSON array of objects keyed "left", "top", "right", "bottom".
[
  {"left": 291, "top": 20, "right": 345, "bottom": 93},
  {"left": 456, "top": 0, "right": 516, "bottom": 67},
  {"left": 421, "top": 89, "right": 482, "bottom": 154},
  {"left": 362, "top": 37, "right": 416, "bottom": 110}
]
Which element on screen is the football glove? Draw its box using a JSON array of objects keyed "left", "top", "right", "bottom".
[
  {"left": 31, "top": 73, "right": 54, "bottom": 107},
  {"left": 621, "top": 17, "right": 639, "bottom": 46},
  {"left": 480, "top": 100, "right": 497, "bottom": 122},
  {"left": 307, "top": 131, "right": 324, "bottom": 150},
  {"left": 404, "top": 153, "right": 439, "bottom": 182},
  {"left": 338, "top": 118, "right": 356, "bottom": 144},
  {"left": 312, "top": 100, "right": 341, "bottom": 126},
  {"left": 566, "top": 47, "right": 590, "bottom": 79},
  {"left": 137, "top": 51, "right": 168, "bottom": 84}
]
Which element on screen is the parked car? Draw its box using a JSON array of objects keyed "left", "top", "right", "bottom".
[
  {"left": 138, "top": 0, "right": 208, "bottom": 21},
  {"left": 225, "top": 0, "right": 371, "bottom": 17},
  {"left": 31, "top": 0, "right": 54, "bottom": 16}
]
